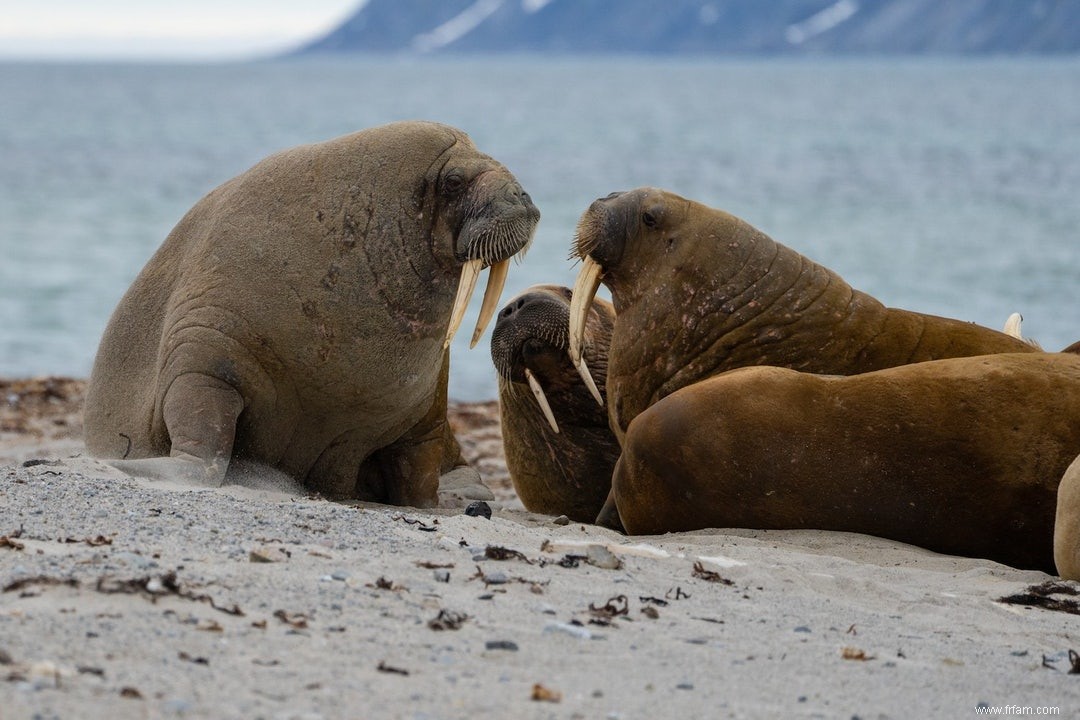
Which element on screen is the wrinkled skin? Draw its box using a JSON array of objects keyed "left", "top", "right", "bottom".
[
  {"left": 571, "top": 187, "right": 1041, "bottom": 444},
  {"left": 85, "top": 121, "right": 539, "bottom": 505},
  {"left": 490, "top": 285, "right": 618, "bottom": 521},
  {"left": 614, "top": 353, "right": 1080, "bottom": 574}
]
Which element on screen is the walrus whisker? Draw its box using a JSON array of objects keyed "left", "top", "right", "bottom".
[
  {"left": 446, "top": 259, "right": 483, "bottom": 349},
  {"left": 525, "top": 368, "right": 560, "bottom": 434},
  {"left": 470, "top": 259, "right": 510, "bottom": 349}
]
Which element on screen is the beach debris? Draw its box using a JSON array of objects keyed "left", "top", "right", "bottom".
[
  {"left": 249, "top": 545, "right": 291, "bottom": 563},
  {"left": 641, "top": 605, "right": 660, "bottom": 619},
  {"left": 692, "top": 561, "right": 733, "bottom": 585},
  {"left": 484, "top": 545, "right": 533, "bottom": 563},
  {"left": 998, "top": 581, "right": 1080, "bottom": 615},
  {"left": 464, "top": 500, "right": 492, "bottom": 519},
  {"left": 428, "top": 609, "right": 469, "bottom": 630},
  {"left": 368, "top": 576, "right": 407, "bottom": 592},
  {"left": 585, "top": 544, "right": 622, "bottom": 570},
  {"left": 178, "top": 651, "right": 209, "bottom": 665},
  {"left": 531, "top": 683, "right": 562, "bottom": 702},
  {"left": 0, "top": 536, "right": 25, "bottom": 551},
  {"left": 392, "top": 514, "right": 439, "bottom": 532},
  {"left": 377, "top": 661, "right": 410, "bottom": 676},
  {"left": 272, "top": 610, "right": 309, "bottom": 629},
  {"left": 588, "top": 594, "right": 629, "bottom": 624},
  {"left": 62, "top": 535, "right": 113, "bottom": 546},
  {"left": 1071, "top": 650, "right": 1080, "bottom": 674},
  {"left": 841, "top": 647, "right": 875, "bottom": 661},
  {"left": 120, "top": 686, "right": 143, "bottom": 699},
  {"left": 414, "top": 560, "right": 454, "bottom": 569},
  {"left": 540, "top": 538, "right": 669, "bottom": 560},
  {"left": 485, "top": 640, "right": 519, "bottom": 651},
  {"left": 666, "top": 586, "right": 690, "bottom": 600},
  {"left": 433, "top": 569, "right": 451, "bottom": 583},
  {"left": 92, "top": 571, "right": 244, "bottom": 616},
  {"left": 3, "top": 575, "right": 79, "bottom": 596}
]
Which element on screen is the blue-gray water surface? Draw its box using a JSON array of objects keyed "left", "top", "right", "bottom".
[{"left": 1, "top": 56, "right": 1077, "bottom": 400}]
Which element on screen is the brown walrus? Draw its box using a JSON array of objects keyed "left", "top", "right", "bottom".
[
  {"left": 568, "top": 187, "right": 1041, "bottom": 444},
  {"left": 1055, "top": 453, "right": 1080, "bottom": 580},
  {"left": 614, "top": 353, "right": 1080, "bottom": 573},
  {"left": 490, "top": 285, "right": 618, "bottom": 521},
  {"left": 85, "top": 121, "right": 539, "bottom": 505}
]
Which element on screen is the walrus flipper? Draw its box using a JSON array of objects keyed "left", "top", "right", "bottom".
[{"left": 107, "top": 372, "right": 244, "bottom": 486}]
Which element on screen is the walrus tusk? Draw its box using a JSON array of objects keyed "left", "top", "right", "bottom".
[
  {"left": 525, "top": 368, "right": 560, "bottom": 434},
  {"left": 445, "top": 259, "right": 483, "bottom": 349},
  {"left": 1002, "top": 312, "right": 1023, "bottom": 339},
  {"left": 569, "top": 256, "right": 604, "bottom": 406},
  {"left": 469, "top": 258, "right": 510, "bottom": 349},
  {"left": 576, "top": 356, "right": 604, "bottom": 407}
]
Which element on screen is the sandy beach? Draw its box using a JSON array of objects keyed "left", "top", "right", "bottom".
[{"left": 2, "top": 378, "right": 1079, "bottom": 719}]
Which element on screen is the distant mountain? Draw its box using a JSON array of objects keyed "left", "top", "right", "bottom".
[{"left": 292, "top": 0, "right": 1080, "bottom": 56}]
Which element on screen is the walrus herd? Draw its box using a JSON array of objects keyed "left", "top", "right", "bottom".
[{"left": 86, "top": 123, "right": 1080, "bottom": 578}]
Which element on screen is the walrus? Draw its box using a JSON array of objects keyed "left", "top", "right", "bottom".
[
  {"left": 84, "top": 121, "right": 540, "bottom": 505},
  {"left": 1055, "top": 454, "right": 1080, "bottom": 580},
  {"left": 568, "top": 187, "right": 1041, "bottom": 444},
  {"left": 490, "top": 285, "right": 618, "bottom": 521},
  {"left": 613, "top": 352, "right": 1080, "bottom": 573}
]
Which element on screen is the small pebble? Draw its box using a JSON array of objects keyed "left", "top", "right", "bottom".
[
  {"left": 464, "top": 501, "right": 492, "bottom": 519},
  {"left": 485, "top": 640, "right": 519, "bottom": 651},
  {"left": 544, "top": 622, "right": 592, "bottom": 640},
  {"left": 330, "top": 570, "right": 349, "bottom": 581},
  {"left": 551, "top": 515, "right": 570, "bottom": 526},
  {"left": 794, "top": 626, "right": 811, "bottom": 633},
  {"left": 433, "top": 569, "right": 451, "bottom": 583}
]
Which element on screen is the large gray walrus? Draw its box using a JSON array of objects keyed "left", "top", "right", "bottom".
[
  {"left": 85, "top": 121, "right": 539, "bottom": 505},
  {"left": 490, "top": 285, "right": 618, "bottom": 522}
]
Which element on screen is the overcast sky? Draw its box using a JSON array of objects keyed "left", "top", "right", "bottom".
[{"left": 1, "top": 0, "right": 365, "bottom": 60}]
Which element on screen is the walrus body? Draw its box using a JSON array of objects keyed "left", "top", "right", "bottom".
[
  {"left": 490, "top": 285, "right": 618, "bottom": 521},
  {"left": 85, "top": 121, "right": 539, "bottom": 504},
  {"left": 569, "top": 187, "right": 1039, "bottom": 444},
  {"left": 1054, "top": 454, "right": 1080, "bottom": 580},
  {"left": 614, "top": 353, "right": 1080, "bottom": 573}
]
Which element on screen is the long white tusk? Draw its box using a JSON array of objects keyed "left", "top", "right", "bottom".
[
  {"left": 568, "top": 256, "right": 604, "bottom": 406},
  {"left": 576, "top": 357, "right": 604, "bottom": 407},
  {"left": 1002, "top": 312, "right": 1023, "bottom": 339},
  {"left": 469, "top": 258, "right": 510, "bottom": 349},
  {"left": 445, "top": 258, "right": 483, "bottom": 349},
  {"left": 525, "top": 368, "right": 560, "bottom": 434}
]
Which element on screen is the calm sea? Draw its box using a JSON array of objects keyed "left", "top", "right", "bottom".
[{"left": 1, "top": 56, "right": 1078, "bottom": 400}]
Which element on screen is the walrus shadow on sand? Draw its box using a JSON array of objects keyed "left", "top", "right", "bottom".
[
  {"left": 84, "top": 121, "right": 539, "bottom": 507},
  {"left": 509, "top": 185, "right": 1079, "bottom": 575}
]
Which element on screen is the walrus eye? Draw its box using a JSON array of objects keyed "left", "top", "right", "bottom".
[
  {"left": 442, "top": 172, "right": 466, "bottom": 196},
  {"left": 642, "top": 211, "right": 657, "bottom": 228}
]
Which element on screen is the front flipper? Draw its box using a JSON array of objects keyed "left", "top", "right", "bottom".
[{"left": 108, "top": 372, "right": 243, "bottom": 487}]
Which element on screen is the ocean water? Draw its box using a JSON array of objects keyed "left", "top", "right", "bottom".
[{"left": 1, "top": 56, "right": 1078, "bottom": 400}]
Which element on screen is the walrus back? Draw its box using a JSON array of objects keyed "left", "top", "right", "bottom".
[{"left": 84, "top": 211, "right": 197, "bottom": 459}]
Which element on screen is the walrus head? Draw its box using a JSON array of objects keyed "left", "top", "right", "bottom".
[
  {"left": 567, "top": 187, "right": 719, "bottom": 399},
  {"left": 490, "top": 285, "right": 614, "bottom": 433},
  {"left": 432, "top": 140, "right": 541, "bottom": 350}
]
